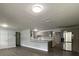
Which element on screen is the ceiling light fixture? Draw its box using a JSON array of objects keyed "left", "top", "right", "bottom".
[
  {"left": 1, "top": 24, "right": 8, "bottom": 28},
  {"left": 33, "top": 29, "right": 38, "bottom": 31},
  {"left": 32, "top": 4, "right": 44, "bottom": 13}
]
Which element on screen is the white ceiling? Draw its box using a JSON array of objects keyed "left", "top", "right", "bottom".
[{"left": 0, "top": 3, "right": 79, "bottom": 31}]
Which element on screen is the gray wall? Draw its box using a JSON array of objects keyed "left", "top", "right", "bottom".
[{"left": 72, "top": 30, "right": 79, "bottom": 52}]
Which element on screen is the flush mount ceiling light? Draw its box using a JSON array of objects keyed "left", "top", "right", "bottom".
[
  {"left": 32, "top": 4, "right": 44, "bottom": 13},
  {"left": 1, "top": 24, "right": 8, "bottom": 28}
]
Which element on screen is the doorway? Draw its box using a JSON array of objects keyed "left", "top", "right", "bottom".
[{"left": 16, "top": 32, "right": 20, "bottom": 46}]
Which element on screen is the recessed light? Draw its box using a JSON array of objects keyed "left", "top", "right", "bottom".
[
  {"left": 33, "top": 29, "right": 38, "bottom": 31},
  {"left": 1, "top": 24, "right": 8, "bottom": 27},
  {"left": 32, "top": 4, "right": 43, "bottom": 13}
]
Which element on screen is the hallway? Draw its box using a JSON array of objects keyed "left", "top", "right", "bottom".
[{"left": 0, "top": 47, "right": 79, "bottom": 56}]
